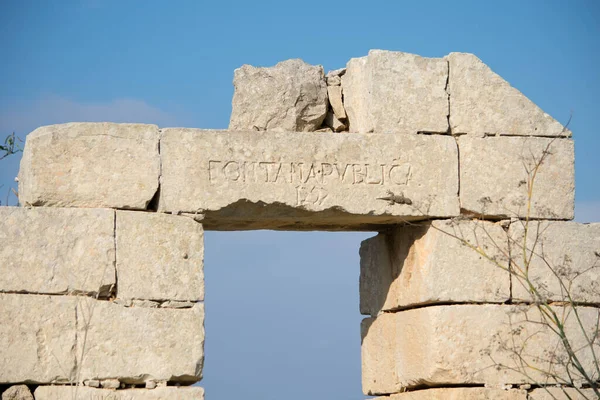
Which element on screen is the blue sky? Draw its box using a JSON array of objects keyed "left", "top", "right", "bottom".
[{"left": 0, "top": 1, "right": 598, "bottom": 398}]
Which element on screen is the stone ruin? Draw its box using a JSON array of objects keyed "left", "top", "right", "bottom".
[{"left": 1, "top": 50, "right": 599, "bottom": 399}]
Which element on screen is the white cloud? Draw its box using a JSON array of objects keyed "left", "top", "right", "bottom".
[
  {"left": 575, "top": 202, "right": 600, "bottom": 223},
  {"left": 0, "top": 95, "right": 191, "bottom": 136}
]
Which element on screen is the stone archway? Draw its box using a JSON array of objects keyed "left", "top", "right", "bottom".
[{"left": 2, "top": 50, "right": 597, "bottom": 400}]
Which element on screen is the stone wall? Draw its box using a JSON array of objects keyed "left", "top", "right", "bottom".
[{"left": 2, "top": 50, "right": 597, "bottom": 399}]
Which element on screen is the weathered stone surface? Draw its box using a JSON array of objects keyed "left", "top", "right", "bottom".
[
  {"left": 360, "top": 220, "right": 510, "bottom": 316},
  {"left": 1, "top": 385, "right": 34, "bottom": 400},
  {"left": 18, "top": 123, "right": 160, "bottom": 209},
  {"left": 459, "top": 136, "right": 574, "bottom": 219},
  {"left": 0, "top": 207, "right": 115, "bottom": 295},
  {"left": 327, "top": 75, "right": 341, "bottom": 86},
  {"left": 447, "top": 53, "right": 571, "bottom": 137},
  {"left": 76, "top": 298, "right": 204, "bottom": 383},
  {"left": 34, "top": 386, "right": 205, "bottom": 400},
  {"left": 362, "top": 305, "right": 600, "bottom": 394},
  {"left": 372, "top": 388, "right": 527, "bottom": 400},
  {"left": 0, "top": 294, "right": 76, "bottom": 383},
  {"left": 229, "top": 59, "right": 328, "bottom": 132},
  {"left": 342, "top": 50, "right": 448, "bottom": 134},
  {"left": 116, "top": 211, "right": 204, "bottom": 302},
  {"left": 361, "top": 316, "right": 397, "bottom": 394},
  {"left": 324, "top": 110, "right": 346, "bottom": 132},
  {"left": 159, "top": 129, "right": 460, "bottom": 229},
  {"left": 327, "top": 85, "right": 347, "bottom": 120},
  {"left": 509, "top": 221, "right": 600, "bottom": 303},
  {"left": 529, "top": 388, "right": 597, "bottom": 399},
  {"left": 326, "top": 67, "right": 345, "bottom": 85},
  {"left": 100, "top": 379, "right": 120, "bottom": 389}
]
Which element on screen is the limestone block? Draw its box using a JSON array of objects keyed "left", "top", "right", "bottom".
[
  {"left": 116, "top": 211, "right": 204, "bottom": 301},
  {"left": 75, "top": 298, "right": 204, "bottom": 383},
  {"left": 447, "top": 53, "right": 571, "bottom": 137},
  {"left": 326, "top": 67, "right": 345, "bottom": 86},
  {"left": 371, "top": 388, "right": 527, "bottom": 400},
  {"left": 1, "top": 385, "right": 34, "bottom": 400},
  {"left": 159, "top": 129, "right": 460, "bottom": 229},
  {"left": 529, "top": 388, "right": 597, "bottom": 399},
  {"left": 0, "top": 207, "right": 115, "bottom": 295},
  {"left": 0, "top": 294, "right": 76, "bottom": 383},
  {"left": 509, "top": 221, "right": 600, "bottom": 303},
  {"left": 229, "top": 59, "right": 328, "bottom": 132},
  {"left": 327, "top": 85, "right": 347, "bottom": 120},
  {"left": 360, "top": 220, "right": 510, "bottom": 316},
  {"left": 324, "top": 111, "right": 346, "bottom": 132},
  {"left": 18, "top": 123, "right": 160, "bottom": 209},
  {"left": 459, "top": 136, "right": 574, "bottom": 219},
  {"left": 362, "top": 305, "right": 600, "bottom": 394},
  {"left": 361, "top": 316, "right": 397, "bottom": 394},
  {"left": 342, "top": 50, "right": 448, "bottom": 134},
  {"left": 34, "top": 386, "right": 205, "bottom": 400}
]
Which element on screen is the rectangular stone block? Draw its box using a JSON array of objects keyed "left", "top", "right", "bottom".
[
  {"left": 76, "top": 298, "right": 204, "bottom": 383},
  {"left": 34, "top": 386, "right": 205, "bottom": 400},
  {"left": 116, "top": 211, "right": 204, "bottom": 302},
  {"left": 360, "top": 220, "right": 510, "bottom": 316},
  {"left": 362, "top": 305, "right": 600, "bottom": 395},
  {"left": 509, "top": 221, "right": 600, "bottom": 304},
  {"left": 229, "top": 59, "right": 328, "bottom": 132},
  {"left": 0, "top": 207, "right": 115, "bottom": 296},
  {"left": 447, "top": 52, "right": 571, "bottom": 137},
  {"left": 459, "top": 136, "right": 574, "bottom": 219},
  {"left": 18, "top": 123, "right": 160, "bottom": 209},
  {"left": 159, "top": 129, "right": 459, "bottom": 229},
  {"left": 372, "top": 388, "right": 527, "bottom": 400},
  {"left": 342, "top": 50, "right": 449, "bottom": 134},
  {"left": 529, "top": 388, "right": 597, "bottom": 399},
  {"left": 0, "top": 294, "right": 76, "bottom": 383}
]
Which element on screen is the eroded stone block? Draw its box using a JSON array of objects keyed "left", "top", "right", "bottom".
[
  {"left": 159, "top": 129, "right": 459, "bottom": 229},
  {"left": 342, "top": 50, "right": 448, "bottom": 134},
  {"left": 372, "top": 388, "right": 527, "bottom": 400},
  {"left": 76, "top": 299, "right": 204, "bottom": 383},
  {"left": 360, "top": 220, "right": 510, "bottom": 316},
  {"left": 18, "top": 123, "right": 160, "bottom": 209},
  {"left": 362, "top": 305, "right": 600, "bottom": 394},
  {"left": 1, "top": 384, "right": 34, "bottom": 400},
  {"left": 116, "top": 211, "right": 204, "bottom": 302},
  {"left": 0, "top": 294, "right": 76, "bottom": 384},
  {"left": 459, "top": 136, "right": 574, "bottom": 219},
  {"left": 509, "top": 221, "right": 600, "bottom": 303},
  {"left": 327, "top": 85, "right": 347, "bottom": 121},
  {"left": 229, "top": 59, "right": 328, "bottom": 132},
  {"left": 447, "top": 53, "right": 571, "bottom": 137},
  {"left": 34, "top": 386, "right": 205, "bottom": 400},
  {"left": 0, "top": 207, "right": 115, "bottom": 295}
]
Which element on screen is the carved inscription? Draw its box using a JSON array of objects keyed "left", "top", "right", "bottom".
[
  {"left": 296, "top": 185, "right": 328, "bottom": 206},
  {"left": 208, "top": 161, "right": 411, "bottom": 186}
]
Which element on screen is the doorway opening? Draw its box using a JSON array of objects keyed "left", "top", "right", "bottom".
[{"left": 201, "top": 230, "right": 374, "bottom": 400}]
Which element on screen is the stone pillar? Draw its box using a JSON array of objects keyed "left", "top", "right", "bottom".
[{"left": 0, "top": 206, "right": 205, "bottom": 399}]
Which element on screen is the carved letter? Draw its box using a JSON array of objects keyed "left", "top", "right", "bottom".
[
  {"left": 388, "top": 164, "right": 411, "bottom": 185},
  {"left": 223, "top": 161, "right": 241, "bottom": 181},
  {"left": 304, "top": 163, "right": 318, "bottom": 184},
  {"left": 335, "top": 163, "right": 352, "bottom": 184},
  {"left": 353, "top": 164, "right": 365, "bottom": 184},
  {"left": 365, "top": 163, "right": 382, "bottom": 184},
  {"left": 321, "top": 163, "right": 333, "bottom": 184},
  {"left": 291, "top": 162, "right": 304, "bottom": 184}
]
